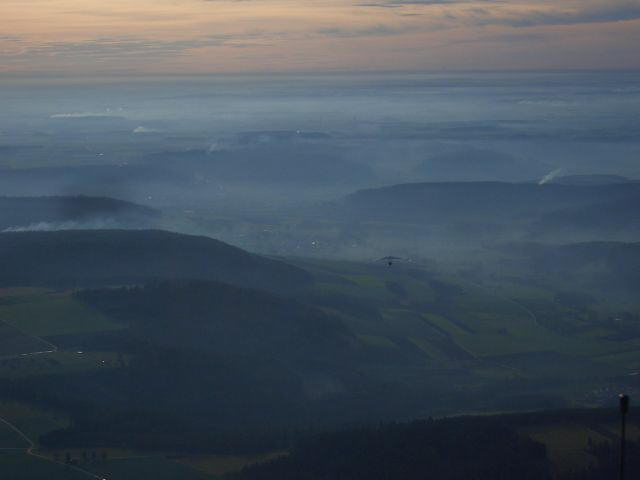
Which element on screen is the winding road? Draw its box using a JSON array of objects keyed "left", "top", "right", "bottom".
[
  {"left": 0, "top": 310, "right": 105, "bottom": 479},
  {"left": 0, "top": 415, "right": 106, "bottom": 479}
]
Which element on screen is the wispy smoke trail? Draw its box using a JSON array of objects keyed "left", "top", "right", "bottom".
[
  {"left": 538, "top": 168, "right": 563, "bottom": 185},
  {"left": 2, "top": 219, "right": 125, "bottom": 232},
  {"left": 133, "top": 126, "right": 159, "bottom": 134}
]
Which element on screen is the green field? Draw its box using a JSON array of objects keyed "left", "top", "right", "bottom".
[
  {"left": 0, "top": 255, "right": 637, "bottom": 477},
  {"left": 177, "top": 452, "right": 286, "bottom": 477},
  {"left": 0, "top": 295, "right": 123, "bottom": 338},
  {"left": 0, "top": 452, "right": 218, "bottom": 480},
  {"left": 523, "top": 419, "right": 640, "bottom": 475},
  {"left": 0, "top": 257, "right": 627, "bottom": 406},
  {"left": 0, "top": 323, "right": 45, "bottom": 357},
  {"left": 0, "top": 424, "right": 30, "bottom": 448},
  {"left": 92, "top": 457, "right": 216, "bottom": 480},
  {"left": 0, "top": 452, "right": 90, "bottom": 480},
  {"left": 0, "top": 401, "right": 69, "bottom": 444},
  {"left": 292, "top": 257, "right": 640, "bottom": 391},
  {"left": 0, "top": 351, "right": 124, "bottom": 378}
]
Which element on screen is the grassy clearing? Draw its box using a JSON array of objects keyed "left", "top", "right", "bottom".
[
  {"left": 343, "top": 275, "right": 387, "bottom": 290},
  {"left": 0, "top": 295, "right": 123, "bottom": 337},
  {"left": 313, "top": 279, "right": 394, "bottom": 303},
  {"left": 581, "top": 328, "right": 617, "bottom": 339},
  {"left": 0, "top": 401, "right": 69, "bottom": 442},
  {"left": 0, "top": 323, "right": 45, "bottom": 357},
  {"left": 488, "top": 281, "right": 556, "bottom": 303},
  {"left": 39, "top": 447, "right": 146, "bottom": 461},
  {"left": 35, "top": 447, "right": 281, "bottom": 478},
  {"left": 309, "top": 260, "right": 632, "bottom": 375},
  {"left": 0, "top": 351, "right": 125, "bottom": 378},
  {"left": 357, "top": 334, "right": 397, "bottom": 349},
  {"left": 177, "top": 451, "right": 287, "bottom": 476},
  {"left": 0, "top": 288, "right": 51, "bottom": 299},
  {"left": 455, "top": 333, "right": 535, "bottom": 357},
  {"left": 468, "top": 363, "right": 521, "bottom": 380},
  {"left": 422, "top": 313, "right": 467, "bottom": 336},
  {"left": 312, "top": 282, "right": 377, "bottom": 301},
  {"left": 91, "top": 456, "right": 216, "bottom": 480},
  {"left": 0, "top": 424, "right": 30, "bottom": 448},
  {"left": 595, "top": 350, "right": 640, "bottom": 371},
  {"left": 0, "top": 452, "right": 89, "bottom": 480},
  {"left": 0, "top": 451, "right": 216, "bottom": 480},
  {"left": 598, "top": 422, "right": 640, "bottom": 441},
  {"left": 408, "top": 337, "right": 449, "bottom": 363},
  {"left": 526, "top": 425, "right": 609, "bottom": 474}
]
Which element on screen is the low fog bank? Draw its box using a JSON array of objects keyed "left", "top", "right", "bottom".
[
  {"left": 0, "top": 195, "right": 159, "bottom": 233},
  {"left": 0, "top": 72, "right": 638, "bottom": 260}
]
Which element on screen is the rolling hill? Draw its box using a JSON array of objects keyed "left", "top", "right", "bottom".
[
  {"left": 340, "top": 181, "right": 640, "bottom": 224},
  {"left": 76, "top": 279, "right": 355, "bottom": 362},
  {"left": 328, "top": 181, "right": 640, "bottom": 246},
  {"left": 0, "top": 229, "right": 312, "bottom": 292}
]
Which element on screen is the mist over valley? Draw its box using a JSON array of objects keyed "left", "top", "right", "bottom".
[{"left": 0, "top": 71, "right": 639, "bottom": 479}]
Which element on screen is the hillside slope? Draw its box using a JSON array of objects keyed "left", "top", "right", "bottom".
[
  {"left": 340, "top": 182, "right": 640, "bottom": 224},
  {"left": 0, "top": 229, "right": 312, "bottom": 292}
]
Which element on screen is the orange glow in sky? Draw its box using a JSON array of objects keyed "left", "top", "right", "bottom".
[{"left": 1, "top": 0, "right": 640, "bottom": 74}]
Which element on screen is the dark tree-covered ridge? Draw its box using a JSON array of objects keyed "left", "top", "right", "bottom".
[
  {"left": 236, "top": 416, "right": 553, "bottom": 480},
  {"left": 0, "top": 229, "right": 312, "bottom": 292},
  {"left": 76, "top": 279, "right": 355, "bottom": 359}
]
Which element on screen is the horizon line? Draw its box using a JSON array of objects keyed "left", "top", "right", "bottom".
[{"left": 2, "top": 67, "right": 640, "bottom": 82}]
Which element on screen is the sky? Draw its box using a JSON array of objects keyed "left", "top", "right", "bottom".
[{"left": 1, "top": 0, "right": 640, "bottom": 75}]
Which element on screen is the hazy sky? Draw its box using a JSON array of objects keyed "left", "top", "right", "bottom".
[{"left": 2, "top": 0, "right": 640, "bottom": 75}]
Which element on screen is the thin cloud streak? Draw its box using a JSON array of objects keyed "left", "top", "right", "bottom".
[
  {"left": 502, "top": 4, "right": 640, "bottom": 27},
  {"left": 1, "top": 0, "right": 640, "bottom": 73}
]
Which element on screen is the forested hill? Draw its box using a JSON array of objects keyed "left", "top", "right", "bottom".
[
  {"left": 76, "top": 280, "right": 354, "bottom": 360},
  {"left": 0, "top": 229, "right": 312, "bottom": 292},
  {"left": 236, "top": 408, "right": 640, "bottom": 480},
  {"left": 339, "top": 181, "right": 640, "bottom": 224},
  {"left": 0, "top": 195, "right": 159, "bottom": 231},
  {"left": 238, "top": 417, "right": 552, "bottom": 480},
  {"left": 27, "top": 279, "right": 360, "bottom": 445}
]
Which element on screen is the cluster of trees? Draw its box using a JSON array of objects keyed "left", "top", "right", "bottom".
[
  {"left": 235, "top": 409, "right": 639, "bottom": 480},
  {"left": 342, "top": 181, "right": 640, "bottom": 227},
  {"left": 75, "top": 280, "right": 354, "bottom": 361},
  {"left": 0, "top": 229, "right": 312, "bottom": 291},
  {"left": 42, "top": 421, "right": 295, "bottom": 455},
  {"left": 563, "top": 439, "right": 640, "bottom": 480},
  {"left": 236, "top": 417, "right": 552, "bottom": 480},
  {"left": 53, "top": 450, "right": 108, "bottom": 465}
]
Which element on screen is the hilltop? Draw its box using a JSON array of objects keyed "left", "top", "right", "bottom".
[{"left": 0, "top": 229, "right": 311, "bottom": 292}]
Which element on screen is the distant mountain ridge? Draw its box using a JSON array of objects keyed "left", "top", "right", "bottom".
[
  {"left": 535, "top": 194, "right": 640, "bottom": 235},
  {"left": 412, "top": 148, "right": 549, "bottom": 182},
  {"left": 341, "top": 181, "right": 640, "bottom": 223},
  {"left": 335, "top": 181, "right": 640, "bottom": 242},
  {"left": 549, "top": 174, "right": 633, "bottom": 186}
]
